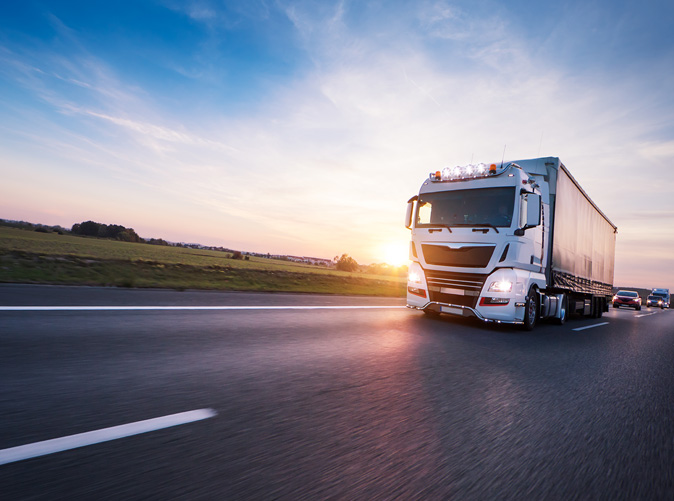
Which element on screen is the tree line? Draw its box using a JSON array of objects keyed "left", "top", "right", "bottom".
[{"left": 71, "top": 221, "right": 142, "bottom": 242}]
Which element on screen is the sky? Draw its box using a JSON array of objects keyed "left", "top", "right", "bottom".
[{"left": 0, "top": 0, "right": 673, "bottom": 287}]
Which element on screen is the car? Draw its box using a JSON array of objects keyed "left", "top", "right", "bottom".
[
  {"left": 646, "top": 295, "right": 665, "bottom": 309},
  {"left": 612, "top": 290, "right": 641, "bottom": 310},
  {"left": 650, "top": 288, "right": 670, "bottom": 308}
]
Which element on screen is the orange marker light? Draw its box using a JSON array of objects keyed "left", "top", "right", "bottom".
[{"left": 489, "top": 164, "right": 497, "bottom": 174}]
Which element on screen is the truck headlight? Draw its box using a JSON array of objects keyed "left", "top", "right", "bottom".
[
  {"left": 408, "top": 271, "right": 422, "bottom": 283},
  {"left": 488, "top": 280, "right": 512, "bottom": 293},
  {"left": 408, "top": 262, "right": 424, "bottom": 284}
]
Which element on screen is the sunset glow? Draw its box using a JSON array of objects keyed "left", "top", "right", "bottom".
[{"left": 380, "top": 241, "right": 410, "bottom": 268}]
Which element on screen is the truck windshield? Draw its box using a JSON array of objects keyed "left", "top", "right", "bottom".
[{"left": 416, "top": 187, "right": 516, "bottom": 228}]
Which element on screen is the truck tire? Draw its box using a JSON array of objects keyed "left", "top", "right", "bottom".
[
  {"left": 522, "top": 286, "right": 538, "bottom": 331},
  {"left": 597, "top": 298, "right": 603, "bottom": 318},
  {"left": 554, "top": 293, "right": 568, "bottom": 325}
]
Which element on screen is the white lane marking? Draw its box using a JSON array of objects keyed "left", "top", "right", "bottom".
[
  {"left": 0, "top": 408, "right": 216, "bottom": 466},
  {"left": 635, "top": 312, "right": 658, "bottom": 318},
  {"left": 573, "top": 322, "right": 609, "bottom": 332},
  {"left": 0, "top": 305, "right": 404, "bottom": 311}
]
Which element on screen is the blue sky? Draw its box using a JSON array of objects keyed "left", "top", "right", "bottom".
[{"left": 1, "top": 0, "right": 673, "bottom": 287}]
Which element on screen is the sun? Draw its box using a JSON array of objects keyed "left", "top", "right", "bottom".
[{"left": 382, "top": 241, "right": 409, "bottom": 267}]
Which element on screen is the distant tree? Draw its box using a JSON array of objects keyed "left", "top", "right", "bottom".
[
  {"left": 74, "top": 220, "right": 102, "bottom": 236},
  {"left": 147, "top": 238, "right": 170, "bottom": 246},
  {"left": 334, "top": 253, "right": 359, "bottom": 272},
  {"left": 116, "top": 229, "right": 141, "bottom": 242},
  {"left": 70, "top": 221, "right": 140, "bottom": 242},
  {"left": 104, "top": 224, "right": 127, "bottom": 239}
]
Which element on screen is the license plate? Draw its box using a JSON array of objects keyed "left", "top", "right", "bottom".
[
  {"left": 441, "top": 306, "right": 463, "bottom": 315},
  {"left": 441, "top": 287, "right": 464, "bottom": 295}
]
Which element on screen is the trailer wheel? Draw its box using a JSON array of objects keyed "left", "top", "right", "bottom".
[
  {"left": 522, "top": 286, "right": 538, "bottom": 331},
  {"left": 597, "top": 298, "right": 603, "bottom": 318},
  {"left": 553, "top": 293, "right": 568, "bottom": 325}
]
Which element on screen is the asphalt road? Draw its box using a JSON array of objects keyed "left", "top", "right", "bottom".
[{"left": 1, "top": 284, "right": 673, "bottom": 500}]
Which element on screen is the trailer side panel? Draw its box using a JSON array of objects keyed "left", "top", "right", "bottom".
[{"left": 551, "top": 166, "right": 616, "bottom": 295}]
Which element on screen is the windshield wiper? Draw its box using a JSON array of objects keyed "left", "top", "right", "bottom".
[
  {"left": 425, "top": 224, "right": 453, "bottom": 233},
  {"left": 453, "top": 223, "right": 500, "bottom": 233}
]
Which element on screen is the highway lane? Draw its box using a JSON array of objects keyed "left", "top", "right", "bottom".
[{"left": 1, "top": 285, "right": 673, "bottom": 499}]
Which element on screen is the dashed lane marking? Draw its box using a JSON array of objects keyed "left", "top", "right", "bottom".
[
  {"left": 0, "top": 305, "right": 404, "bottom": 311},
  {"left": 573, "top": 322, "right": 609, "bottom": 331},
  {"left": 0, "top": 408, "right": 217, "bottom": 465}
]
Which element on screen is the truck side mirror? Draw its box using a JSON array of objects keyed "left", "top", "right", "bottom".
[
  {"left": 526, "top": 193, "right": 541, "bottom": 227},
  {"left": 515, "top": 193, "right": 541, "bottom": 235},
  {"left": 405, "top": 196, "right": 417, "bottom": 229}
]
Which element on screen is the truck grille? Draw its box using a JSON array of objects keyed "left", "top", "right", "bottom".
[
  {"left": 424, "top": 269, "right": 487, "bottom": 308},
  {"left": 422, "top": 244, "right": 495, "bottom": 268}
]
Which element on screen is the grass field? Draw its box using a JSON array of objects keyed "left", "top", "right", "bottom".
[{"left": 0, "top": 227, "right": 406, "bottom": 296}]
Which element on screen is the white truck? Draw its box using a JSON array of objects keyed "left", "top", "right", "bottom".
[{"left": 405, "top": 157, "right": 617, "bottom": 330}]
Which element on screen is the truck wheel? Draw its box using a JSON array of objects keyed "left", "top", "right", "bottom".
[
  {"left": 597, "top": 299, "right": 603, "bottom": 318},
  {"left": 554, "top": 293, "right": 568, "bottom": 325},
  {"left": 522, "top": 287, "right": 538, "bottom": 331}
]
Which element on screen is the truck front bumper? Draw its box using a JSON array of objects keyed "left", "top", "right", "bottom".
[
  {"left": 407, "top": 301, "right": 525, "bottom": 325},
  {"left": 407, "top": 266, "right": 532, "bottom": 325}
]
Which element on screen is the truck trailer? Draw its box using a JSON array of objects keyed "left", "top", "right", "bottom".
[{"left": 405, "top": 156, "right": 617, "bottom": 330}]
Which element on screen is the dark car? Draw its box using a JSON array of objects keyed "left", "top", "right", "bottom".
[
  {"left": 612, "top": 290, "right": 641, "bottom": 310},
  {"left": 646, "top": 295, "right": 665, "bottom": 309}
]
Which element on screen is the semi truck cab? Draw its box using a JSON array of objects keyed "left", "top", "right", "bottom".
[{"left": 405, "top": 162, "right": 547, "bottom": 326}]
